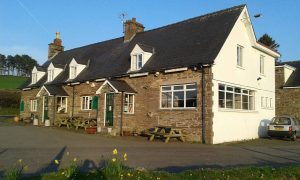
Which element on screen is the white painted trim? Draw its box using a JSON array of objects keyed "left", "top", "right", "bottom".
[
  {"left": 103, "top": 93, "right": 106, "bottom": 127},
  {"left": 275, "top": 64, "right": 296, "bottom": 71},
  {"left": 70, "top": 82, "right": 80, "bottom": 85},
  {"left": 283, "top": 86, "right": 300, "bottom": 89},
  {"left": 36, "top": 86, "right": 51, "bottom": 97},
  {"left": 164, "top": 67, "right": 188, "bottom": 73},
  {"left": 129, "top": 72, "right": 149, "bottom": 78},
  {"left": 95, "top": 78, "right": 106, "bottom": 82},
  {"left": 22, "top": 88, "right": 31, "bottom": 91},
  {"left": 96, "top": 80, "right": 118, "bottom": 94}
]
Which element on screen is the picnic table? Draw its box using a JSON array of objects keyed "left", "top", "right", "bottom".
[
  {"left": 73, "top": 117, "right": 97, "bottom": 130},
  {"left": 148, "top": 126, "right": 185, "bottom": 143},
  {"left": 56, "top": 117, "right": 72, "bottom": 129}
]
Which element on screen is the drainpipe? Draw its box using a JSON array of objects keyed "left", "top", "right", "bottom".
[
  {"left": 72, "top": 85, "right": 75, "bottom": 119},
  {"left": 120, "top": 92, "right": 124, "bottom": 136},
  {"left": 201, "top": 65, "right": 206, "bottom": 144},
  {"left": 53, "top": 95, "right": 56, "bottom": 126}
]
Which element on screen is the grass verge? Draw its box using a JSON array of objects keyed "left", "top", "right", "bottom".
[{"left": 0, "top": 107, "right": 19, "bottom": 116}]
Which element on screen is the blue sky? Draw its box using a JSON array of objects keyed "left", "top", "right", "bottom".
[{"left": 0, "top": 0, "right": 299, "bottom": 64}]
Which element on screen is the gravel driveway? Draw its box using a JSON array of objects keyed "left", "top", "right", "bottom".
[{"left": 0, "top": 121, "right": 299, "bottom": 177}]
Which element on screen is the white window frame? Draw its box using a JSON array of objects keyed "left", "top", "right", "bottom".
[
  {"left": 69, "top": 65, "right": 77, "bottom": 79},
  {"left": 56, "top": 96, "right": 67, "bottom": 113},
  {"left": 124, "top": 93, "right": 135, "bottom": 114},
  {"left": 32, "top": 73, "right": 37, "bottom": 84},
  {"left": 160, "top": 83, "right": 197, "bottom": 109},
  {"left": 30, "top": 99, "right": 37, "bottom": 112},
  {"left": 237, "top": 45, "right": 243, "bottom": 67},
  {"left": 48, "top": 69, "right": 54, "bottom": 82},
  {"left": 260, "top": 55, "right": 265, "bottom": 75},
  {"left": 81, "top": 96, "right": 92, "bottom": 110},
  {"left": 261, "top": 97, "right": 265, "bottom": 108},
  {"left": 218, "top": 84, "right": 255, "bottom": 111}
]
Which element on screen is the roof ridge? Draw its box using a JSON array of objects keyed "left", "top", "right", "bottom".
[
  {"left": 59, "top": 4, "right": 245, "bottom": 54},
  {"left": 138, "top": 4, "right": 246, "bottom": 35}
]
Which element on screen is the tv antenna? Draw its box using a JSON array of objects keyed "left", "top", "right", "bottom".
[{"left": 119, "top": 12, "right": 128, "bottom": 33}]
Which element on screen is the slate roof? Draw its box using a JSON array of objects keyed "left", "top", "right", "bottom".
[
  {"left": 44, "top": 85, "right": 69, "bottom": 96},
  {"left": 108, "top": 80, "right": 136, "bottom": 93},
  {"left": 277, "top": 61, "right": 300, "bottom": 87},
  {"left": 24, "top": 4, "right": 245, "bottom": 89}
]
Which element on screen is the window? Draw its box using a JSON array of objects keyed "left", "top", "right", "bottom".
[
  {"left": 70, "top": 66, "right": 77, "bottom": 79},
  {"left": 260, "top": 55, "right": 265, "bottom": 74},
  {"left": 161, "top": 83, "right": 197, "bottom": 109},
  {"left": 32, "top": 73, "right": 37, "bottom": 84},
  {"left": 133, "top": 53, "right": 143, "bottom": 70},
  {"left": 57, "top": 97, "right": 67, "bottom": 113},
  {"left": 81, "top": 96, "right": 92, "bottom": 110},
  {"left": 237, "top": 45, "right": 243, "bottom": 67},
  {"left": 219, "top": 84, "right": 254, "bottom": 110},
  {"left": 270, "top": 98, "right": 272, "bottom": 108},
  {"left": 30, "top": 100, "right": 37, "bottom": 112},
  {"left": 48, "top": 69, "right": 54, "bottom": 81},
  {"left": 124, "top": 94, "right": 134, "bottom": 114},
  {"left": 261, "top": 97, "right": 265, "bottom": 108}
]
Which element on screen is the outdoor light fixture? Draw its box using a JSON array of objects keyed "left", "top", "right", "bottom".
[
  {"left": 257, "top": 77, "right": 262, "bottom": 81},
  {"left": 254, "top": 14, "right": 262, "bottom": 18}
]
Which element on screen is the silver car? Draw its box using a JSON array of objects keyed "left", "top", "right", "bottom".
[{"left": 267, "top": 116, "right": 300, "bottom": 141}]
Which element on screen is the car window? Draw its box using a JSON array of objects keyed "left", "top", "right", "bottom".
[{"left": 270, "top": 117, "right": 291, "bottom": 125}]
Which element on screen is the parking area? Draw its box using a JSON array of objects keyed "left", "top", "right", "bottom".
[{"left": 0, "top": 121, "right": 299, "bottom": 177}]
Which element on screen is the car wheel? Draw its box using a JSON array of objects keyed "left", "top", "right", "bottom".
[{"left": 291, "top": 132, "right": 296, "bottom": 141}]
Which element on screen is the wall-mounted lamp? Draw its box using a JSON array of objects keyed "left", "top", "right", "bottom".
[{"left": 257, "top": 77, "right": 262, "bottom": 81}]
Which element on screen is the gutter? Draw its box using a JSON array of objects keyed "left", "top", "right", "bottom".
[
  {"left": 120, "top": 92, "right": 124, "bottom": 136},
  {"left": 72, "top": 85, "right": 75, "bottom": 118}
]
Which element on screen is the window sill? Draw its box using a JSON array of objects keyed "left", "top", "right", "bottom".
[
  {"left": 124, "top": 113, "right": 135, "bottom": 115},
  {"left": 261, "top": 107, "right": 274, "bottom": 110},
  {"left": 79, "top": 110, "right": 92, "bottom": 113},
  {"left": 218, "top": 108, "right": 257, "bottom": 113},
  {"left": 236, "top": 65, "right": 245, "bottom": 70},
  {"left": 160, "top": 108, "right": 197, "bottom": 111}
]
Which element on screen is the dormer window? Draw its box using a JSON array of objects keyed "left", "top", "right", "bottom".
[
  {"left": 68, "top": 58, "right": 86, "bottom": 80},
  {"left": 32, "top": 73, "right": 37, "bottom": 84},
  {"left": 135, "top": 54, "right": 143, "bottom": 70},
  {"left": 48, "top": 69, "right": 54, "bottom": 81},
  {"left": 70, "top": 65, "right": 77, "bottom": 79},
  {"left": 130, "top": 44, "right": 154, "bottom": 72}
]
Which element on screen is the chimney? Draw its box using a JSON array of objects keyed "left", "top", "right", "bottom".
[
  {"left": 48, "top": 32, "right": 64, "bottom": 60},
  {"left": 124, "top": 18, "right": 144, "bottom": 42}
]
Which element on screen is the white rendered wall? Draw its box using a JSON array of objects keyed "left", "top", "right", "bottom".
[{"left": 211, "top": 8, "right": 276, "bottom": 144}]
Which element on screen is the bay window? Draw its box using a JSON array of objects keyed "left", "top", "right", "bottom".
[
  {"left": 161, "top": 83, "right": 197, "bottom": 109},
  {"left": 219, "top": 84, "right": 254, "bottom": 110}
]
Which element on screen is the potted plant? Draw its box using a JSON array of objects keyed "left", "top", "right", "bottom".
[{"left": 86, "top": 126, "right": 97, "bottom": 134}]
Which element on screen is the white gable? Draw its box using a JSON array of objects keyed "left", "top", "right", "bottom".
[
  {"left": 31, "top": 66, "right": 46, "bottom": 84},
  {"left": 47, "top": 62, "right": 63, "bottom": 82},
  {"left": 130, "top": 44, "right": 153, "bottom": 72},
  {"left": 68, "top": 58, "right": 86, "bottom": 80}
]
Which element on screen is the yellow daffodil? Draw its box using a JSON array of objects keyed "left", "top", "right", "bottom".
[
  {"left": 112, "top": 158, "right": 116, "bottom": 162},
  {"left": 123, "top": 153, "right": 127, "bottom": 161},
  {"left": 73, "top": 158, "right": 77, "bottom": 162},
  {"left": 127, "top": 173, "right": 131, "bottom": 176},
  {"left": 23, "top": 165, "right": 29, "bottom": 172},
  {"left": 18, "top": 159, "right": 23, "bottom": 163},
  {"left": 157, "top": 177, "right": 160, "bottom": 180},
  {"left": 54, "top": 160, "right": 59, "bottom": 165},
  {"left": 113, "top": 148, "right": 118, "bottom": 155},
  {"left": 66, "top": 152, "right": 70, "bottom": 156}
]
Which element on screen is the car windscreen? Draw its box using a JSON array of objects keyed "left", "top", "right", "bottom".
[{"left": 270, "top": 117, "right": 291, "bottom": 125}]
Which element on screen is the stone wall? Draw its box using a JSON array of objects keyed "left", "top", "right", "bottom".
[{"left": 20, "top": 67, "right": 214, "bottom": 143}]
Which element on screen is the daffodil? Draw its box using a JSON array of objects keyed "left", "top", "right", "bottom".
[
  {"left": 23, "top": 165, "right": 29, "bottom": 172},
  {"left": 157, "top": 177, "right": 160, "bottom": 180},
  {"left": 127, "top": 173, "right": 131, "bottom": 176},
  {"left": 54, "top": 160, "right": 59, "bottom": 165},
  {"left": 123, "top": 153, "right": 127, "bottom": 161},
  {"left": 112, "top": 158, "right": 116, "bottom": 162},
  {"left": 66, "top": 152, "right": 70, "bottom": 156},
  {"left": 113, "top": 148, "right": 118, "bottom": 155},
  {"left": 18, "top": 159, "right": 23, "bottom": 163}
]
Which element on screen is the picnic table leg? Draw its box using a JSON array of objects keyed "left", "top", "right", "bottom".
[
  {"left": 165, "top": 136, "right": 170, "bottom": 143},
  {"left": 149, "top": 135, "right": 155, "bottom": 141}
]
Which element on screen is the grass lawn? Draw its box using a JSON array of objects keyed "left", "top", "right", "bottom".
[
  {"left": 0, "top": 75, "right": 28, "bottom": 90},
  {"left": 18, "top": 165, "right": 300, "bottom": 180},
  {"left": 0, "top": 107, "right": 19, "bottom": 116}
]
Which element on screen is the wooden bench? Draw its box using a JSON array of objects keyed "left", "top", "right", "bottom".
[
  {"left": 73, "top": 118, "right": 97, "bottom": 130},
  {"left": 148, "top": 126, "right": 185, "bottom": 143}
]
